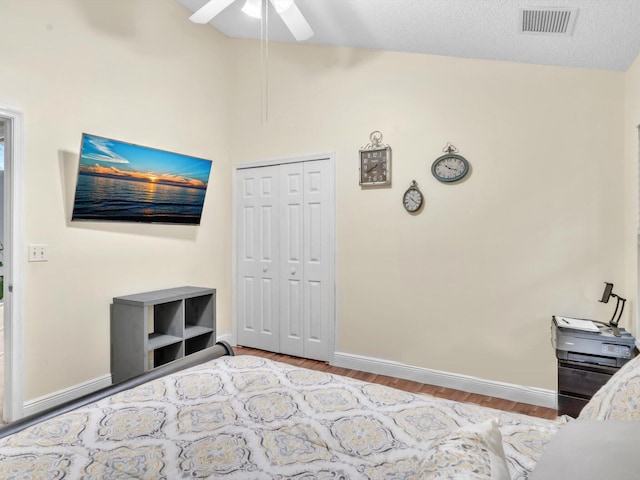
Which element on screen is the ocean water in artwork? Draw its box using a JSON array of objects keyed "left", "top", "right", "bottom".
[{"left": 72, "top": 174, "right": 206, "bottom": 224}]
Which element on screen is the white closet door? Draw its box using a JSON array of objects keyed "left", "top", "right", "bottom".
[
  {"left": 236, "top": 166, "right": 280, "bottom": 352},
  {"left": 302, "top": 159, "right": 333, "bottom": 361},
  {"left": 236, "top": 157, "right": 334, "bottom": 362},
  {"left": 279, "top": 163, "right": 304, "bottom": 357}
]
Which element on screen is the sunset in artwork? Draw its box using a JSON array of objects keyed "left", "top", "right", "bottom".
[{"left": 78, "top": 163, "right": 209, "bottom": 190}]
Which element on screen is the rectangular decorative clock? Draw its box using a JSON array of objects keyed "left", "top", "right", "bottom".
[{"left": 359, "top": 131, "right": 391, "bottom": 186}]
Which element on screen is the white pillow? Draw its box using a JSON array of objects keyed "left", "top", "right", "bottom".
[
  {"left": 530, "top": 420, "right": 640, "bottom": 480},
  {"left": 421, "top": 419, "right": 510, "bottom": 480}
]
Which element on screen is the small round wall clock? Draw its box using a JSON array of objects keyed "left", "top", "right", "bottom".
[
  {"left": 402, "top": 180, "right": 423, "bottom": 212},
  {"left": 431, "top": 143, "right": 469, "bottom": 183},
  {"left": 360, "top": 131, "right": 391, "bottom": 186}
]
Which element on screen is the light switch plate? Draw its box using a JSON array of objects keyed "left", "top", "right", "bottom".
[{"left": 28, "top": 244, "right": 48, "bottom": 262}]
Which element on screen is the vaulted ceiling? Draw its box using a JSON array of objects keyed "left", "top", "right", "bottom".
[{"left": 177, "top": 0, "right": 640, "bottom": 71}]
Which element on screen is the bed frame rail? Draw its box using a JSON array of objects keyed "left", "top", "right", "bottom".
[{"left": 0, "top": 341, "right": 234, "bottom": 439}]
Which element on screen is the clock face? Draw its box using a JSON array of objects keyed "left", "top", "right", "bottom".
[
  {"left": 403, "top": 187, "right": 423, "bottom": 212},
  {"left": 431, "top": 154, "right": 469, "bottom": 182},
  {"left": 360, "top": 148, "right": 391, "bottom": 186}
]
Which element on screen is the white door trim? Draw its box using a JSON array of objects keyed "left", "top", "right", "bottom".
[
  {"left": 636, "top": 123, "right": 640, "bottom": 342},
  {"left": 0, "top": 105, "right": 25, "bottom": 421},
  {"left": 236, "top": 152, "right": 333, "bottom": 170},
  {"left": 233, "top": 153, "right": 336, "bottom": 361}
]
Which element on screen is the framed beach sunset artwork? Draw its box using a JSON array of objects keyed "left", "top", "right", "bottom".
[{"left": 71, "top": 134, "right": 212, "bottom": 225}]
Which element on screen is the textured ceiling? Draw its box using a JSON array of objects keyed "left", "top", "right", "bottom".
[{"left": 177, "top": 0, "right": 640, "bottom": 71}]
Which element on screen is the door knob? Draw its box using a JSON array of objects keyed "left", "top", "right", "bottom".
[
  {"left": 291, "top": 268, "right": 296, "bottom": 275},
  {"left": 263, "top": 267, "right": 268, "bottom": 273}
]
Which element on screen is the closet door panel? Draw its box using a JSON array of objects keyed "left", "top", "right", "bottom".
[
  {"left": 307, "top": 280, "right": 323, "bottom": 342},
  {"left": 302, "top": 160, "right": 333, "bottom": 361},
  {"left": 279, "top": 163, "right": 304, "bottom": 357},
  {"left": 236, "top": 167, "right": 280, "bottom": 352}
]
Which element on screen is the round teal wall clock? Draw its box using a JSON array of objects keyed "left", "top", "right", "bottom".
[{"left": 431, "top": 143, "right": 469, "bottom": 183}]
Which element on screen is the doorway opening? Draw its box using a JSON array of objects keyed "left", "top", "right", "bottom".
[
  {"left": 637, "top": 124, "right": 640, "bottom": 342},
  {"left": 0, "top": 120, "right": 4, "bottom": 423},
  {"left": 0, "top": 107, "right": 25, "bottom": 423}
]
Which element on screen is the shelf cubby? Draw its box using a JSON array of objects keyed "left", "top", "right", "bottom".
[
  {"left": 186, "top": 332, "right": 214, "bottom": 356},
  {"left": 111, "top": 286, "right": 216, "bottom": 383}
]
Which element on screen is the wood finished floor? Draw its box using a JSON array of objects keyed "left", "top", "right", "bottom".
[{"left": 234, "top": 346, "right": 558, "bottom": 420}]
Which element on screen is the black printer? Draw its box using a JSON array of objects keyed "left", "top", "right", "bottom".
[{"left": 552, "top": 316, "right": 636, "bottom": 367}]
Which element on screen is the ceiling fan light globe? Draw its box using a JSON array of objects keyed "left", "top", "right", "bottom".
[{"left": 241, "top": 0, "right": 262, "bottom": 19}]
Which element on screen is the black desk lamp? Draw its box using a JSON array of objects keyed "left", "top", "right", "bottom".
[{"left": 599, "top": 282, "right": 626, "bottom": 337}]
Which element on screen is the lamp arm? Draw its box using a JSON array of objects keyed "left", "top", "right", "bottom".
[
  {"left": 615, "top": 297, "right": 626, "bottom": 325},
  {"left": 609, "top": 295, "right": 621, "bottom": 326},
  {"left": 607, "top": 294, "right": 626, "bottom": 337}
]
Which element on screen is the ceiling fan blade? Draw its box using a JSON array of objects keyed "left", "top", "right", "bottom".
[
  {"left": 189, "top": 0, "right": 236, "bottom": 24},
  {"left": 272, "top": 0, "right": 314, "bottom": 41}
]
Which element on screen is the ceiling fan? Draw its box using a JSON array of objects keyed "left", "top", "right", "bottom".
[{"left": 189, "top": 0, "right": 314, "bottom": 41}]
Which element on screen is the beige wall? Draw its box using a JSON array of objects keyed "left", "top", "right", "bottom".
[
  {"left": 0, "top": 0, "right": 634, "bottom": 402},
  {"left": 0, "top": 0, "right": 233, "bottom": 399},
  {"left": 229, "top": 41, "right": 626, "bottom": 390},
  {"left": 624, "top": 53, "right": 640, "bottom": 341}
]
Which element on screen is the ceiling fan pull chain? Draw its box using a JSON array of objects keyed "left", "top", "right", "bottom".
[
  {"left": 265, "top": 0, "right": 269, "bottom": 123},
  {"left": 260, "top": 0, "right": 264, "bottom": 123},
  {"left": 259, "top": 0, "right": 270, "bottom": 124},
  {"left": 186, "top": 0, "right": 313, "bottom": 125}
]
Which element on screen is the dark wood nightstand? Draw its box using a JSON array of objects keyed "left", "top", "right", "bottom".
[{"left": 557, "top": 360, "right": 620, "bottom": 417}]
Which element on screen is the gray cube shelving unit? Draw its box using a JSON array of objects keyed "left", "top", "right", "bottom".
[{"left": 111, "top": 286, "right": 216, "bottom": 384}]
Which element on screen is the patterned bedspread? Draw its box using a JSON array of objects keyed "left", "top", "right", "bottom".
[{"left": 0, "top": 355, "right": 566, "bottom": 479}]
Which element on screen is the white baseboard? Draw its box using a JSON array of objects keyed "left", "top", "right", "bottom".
[
  {"left": 332, "top": 352, "right": 557, "bottom": 409},
  {"left": 23, "top": 374, "right": 113, "bottom": 418},
  {"left": 217, "top": 333, "right": 233, "bottom": 345},
  {"left": 22, "top": 345, "right": 551, "bottom": 420},
  {"left": 22, "top": 337, "right": 233, "bottom": 418}
]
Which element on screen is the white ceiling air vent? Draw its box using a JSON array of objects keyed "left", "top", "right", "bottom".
[{"left": 518, "top": 7, "right": 577, "bottom": 36}]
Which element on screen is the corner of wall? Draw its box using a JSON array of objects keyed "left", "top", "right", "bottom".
[{"left": 624, "top": 52, "right": 640, "bottom": 338}]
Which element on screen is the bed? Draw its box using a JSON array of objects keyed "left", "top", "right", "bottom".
[{"left": 1, "top": 343, "right": 639, "bottom": 479}]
